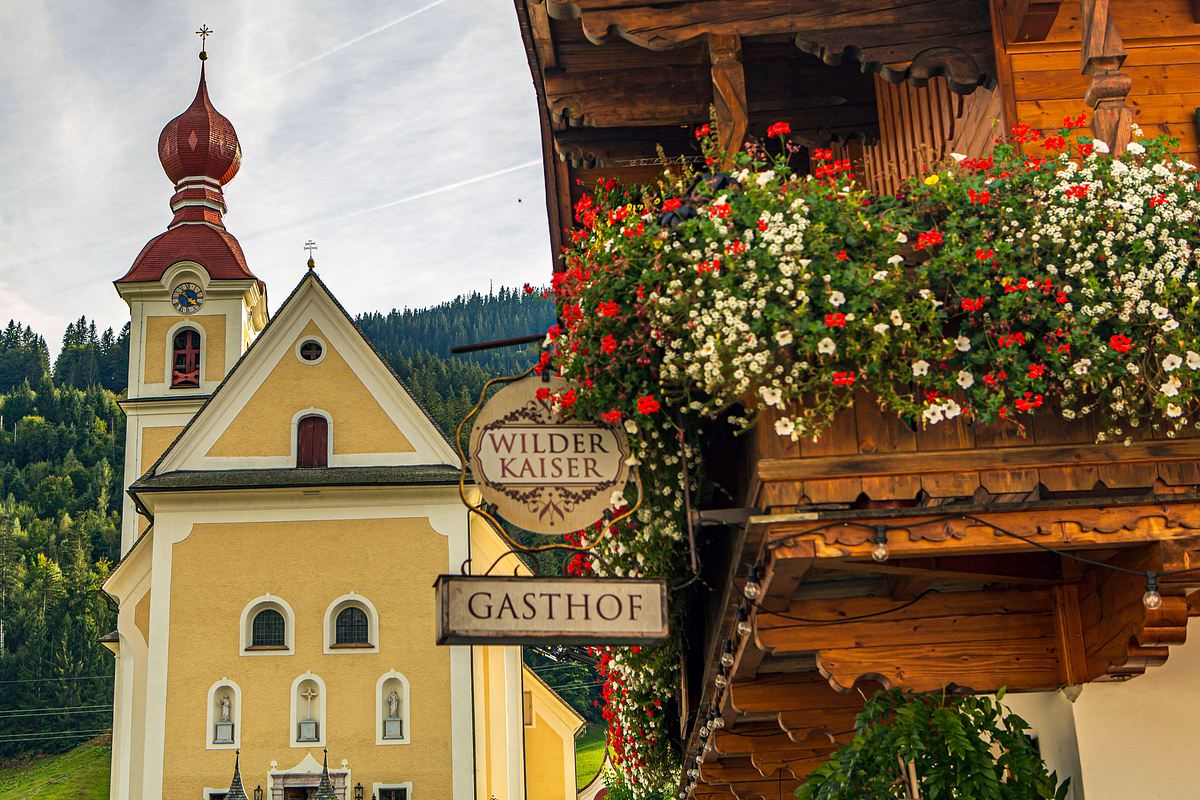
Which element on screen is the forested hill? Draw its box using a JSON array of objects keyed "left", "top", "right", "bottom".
[{"left": 0, "top": 288, "right": 555, "bottom": 760}]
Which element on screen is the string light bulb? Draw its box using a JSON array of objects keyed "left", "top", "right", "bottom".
[
  {"left": 736, "top": 607, "right": 752, "bottom": 638},
  {"left": 871, "top": 526, "right": 890, "bottom": 562},
  {"left": 719, "top": 642, "right": 735, "bottom": 668},
  {"left": 711, "top": 714, "right": 725, "bottom": 729},
  {"left": 1143, "top": 572, "right": 1162, "bottom": 609},
  {"left": 699, "top": 724, "right": 710, "bottom": 738},
  {"left": 743, "top": 566, "right": 762, "bottom": 601},
  {"left": 714, "top": 671, "right": 728, "bottom": 689}
]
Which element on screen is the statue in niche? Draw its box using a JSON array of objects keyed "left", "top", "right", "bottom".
[
  {"left": 387, "top": 689, "right": 400, "bottom": 719},
  {"left": 220, "top": 693, "right": 231, "bottom": 722}
]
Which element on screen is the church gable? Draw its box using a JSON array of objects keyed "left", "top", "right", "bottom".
[{"left": 152, "top": 273, "right": 459, "bottom": 474}]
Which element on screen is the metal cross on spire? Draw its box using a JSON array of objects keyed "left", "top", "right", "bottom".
[
  {"left": 304, "top": 240, "right": 318, "bottom": 270},
  {"left": 196, "top": 25, "right": 213, "bottom": 60}
]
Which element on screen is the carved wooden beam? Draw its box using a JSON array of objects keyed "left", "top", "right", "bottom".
[
  {"left": 1080, "top": 0, "right": 1133, "bottom": 151},
  {"left": 1003, "top": 0, "right": 1065, "bottom": 43},
  {"left": 708, "top": 33, "right": 748, "bottom": 158}
]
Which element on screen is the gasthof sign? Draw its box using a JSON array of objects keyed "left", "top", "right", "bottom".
[
  {"left": 435, "top": 575, "right": 669, "bottom": 646},
  {"left": 469, "top": 375, "right": 631, "bottom": 534}
]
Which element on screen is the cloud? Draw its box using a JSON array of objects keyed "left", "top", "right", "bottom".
[{"left": 0, "top": 0, "right": 549, "bottom": 353}]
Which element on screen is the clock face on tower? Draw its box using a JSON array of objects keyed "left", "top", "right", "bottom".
[{"left": 171, "top": 282, "right": 205, "bottom": 314}]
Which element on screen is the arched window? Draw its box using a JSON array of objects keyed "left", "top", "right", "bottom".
[
  {"left": 335, "top": 606, "right": 370, "bottom": 645},
  {"left": 296, "top": 415, "right": 329, "bottom": 468},
  {"left": 171, "top": 328, "right": 201, "bottom": 388},
  {"left": 251, "top": 609, "right": 285, "bottom": 648}
]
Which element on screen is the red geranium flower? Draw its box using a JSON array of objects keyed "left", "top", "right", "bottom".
[
  {"left": 968, "top": 188, "right": 991, "bottom": 205},
  {"left": 661, "top": 197, "right": 682, "bottom": 212},
  {"left": 767, "top": 121, "right": 792, "bottom": 138},
  {"left": 976, "top": 248, "right": 996, "bottom": 262},
  {"left": 601, "top": 334, "right": 618, "bottom": 354},
  {"left": 962, "top": 297, "right": 987, "bottom": 312},
  {"left": 1065, "top": 183, "right": 1089, "bottom": 199},
  {"left": 836, "top": 249, "right": 848, "bottom": 261},
  {"left": 694, "top": 123, "right": 711, "bottom": 139},
  {"left": 1028, "top": 363, "right": 1046, "bottom": 379},
  {"left": 832, "top": 371, "right": 857, "bottom": 386},
  {"left": 825, "top": 313, "right": 847, "bottom": 327},
  {"left": 1109, "top": 334, "right": 1133, "bottom": 353},
  {"left": 598, "top": 300, "right": 620, "bottom": 317},
  {"left": 636, "top": 395, "right": 661, "bottom": 415},
  {"left": 601, "top": 409, "right": 622, "bottom": 424},
  {"left": 915, "top": 230, "right": 944, "bottom": 250}
]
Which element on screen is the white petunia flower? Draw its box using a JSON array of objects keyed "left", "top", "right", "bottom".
[
  {"left": 895, "top": 232, "right": 908, "bottom": 244},
  {"left": 829, "top": 291, "right": 846, "bottom": 306},
  {"left": 755, "top": 170, "right": 776, "bottom": 186},
  {"left": 1072, "top": 359, "right": 1092, "bottom": 376},
  {"left": 759, "top": 386, "right": 783, "bottom": 407},
  {"left": 950, "top": 152, "right": 967, "bottom": 162},
  {"left": 923, "top": 405, "right": 945, "bottom": 424},
  {"left": 943, "top": 399, "right": 962, "bottom": 418},
  {"left": 1164, "top": 319, "right": 1180, "bottom": 332},
  {"left": 873, "top": 323, "right": 890, "bottom": 334},
  {"left": 774, "top": 417, "right": 796, "bottom": 437},
  {"left": 955, "top": 336, "right": 971, "bottom": 352},
  {"left": 1092, "top": 139, "right": 1110, "bottom": 154},
  {"left": 890, "top": 309, "right": 903, "bottom": 325},
  {"left": 610, "top": 490, "right": 628, "bottom": 509},
  {"left": 775, "top": 330, "right": 794, "bottom": 346},
  {"left": 1126, "top": 141, "right": 1146, "bottom": 155},
  {"left": 887, "top": 254, "right": 904, "bottom": 265},
  {"left": 818, "top": 337, "right": 836, "bottom": 355},
  {"left": 1168, "top": 403, "right": 1184, "bottom": 418},
  {"left": 1188, "top": 351, "right": 1200, "bottom": 370},
  {"left": 873, "top": 270, "right": 890, "bottom": 281},
  {"left": 624, "top": 419, "right": 638, "bottom": 435},
  {"left": 1164, "top": 354, "right": 1183, "bottom": 372},
  {"left": 912, "top": 360, "right": 930, "bottom": 377},
  {"left": 957, "top": 370, "right": 974, "bottom": 388},
  {"left": 1161, "top": 376, "right": 1182, "bottom": 397}
]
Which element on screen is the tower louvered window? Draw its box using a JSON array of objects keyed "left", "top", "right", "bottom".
[{"left": 171, "top": 329, "right": 201, "bottom": 388}]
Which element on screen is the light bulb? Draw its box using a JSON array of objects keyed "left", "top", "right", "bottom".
[
  {"left": 736, "top": 620, "right": 752, "bottom": 637},
  {"left": 696, "top": 753, "right": 705, "bottom": 764},
  {"left": 711, "top": 715, "right": 725, "bottom": 729},
  {"left": 720, "top": 651, "right": 735, "bottom": 668},
  {"left": 743, "top": 580, "right": 761, "bottom": 600},
  {"left": 871, "top": 541, "right": 890, "bottom": 562},
  {"left": 699, "top": 724, "right": 709, "bottom": 738},
  {"left": 687, "top": 769, "right": 698, "bottom": 778},
  {"left": 1144, "top": 589, "right": 1162, "bottom": 609},
  {"left": 714, "top": 673, "right": 728, "bottom": 689}
]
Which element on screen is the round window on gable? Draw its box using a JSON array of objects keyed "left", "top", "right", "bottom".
[{"left": 297, "top": 338, "right": 325, "bottom": 364}]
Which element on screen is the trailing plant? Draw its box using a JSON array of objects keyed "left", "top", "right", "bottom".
[
  {"left": 543, "top": 115, "right": 1199, "bottom": 794},
  {"left": 797, "top": 688, "right": 1070, "bottom": 800}
]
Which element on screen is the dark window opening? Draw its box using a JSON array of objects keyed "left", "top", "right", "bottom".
[
  {"left": 296, "top": 415, "right": 328, "bottom": 468},
  {"left": 250, "top": 608, "right": 285, "bottom": 648},
  {"left": 334, "top": 606, "right": 370, "bottom": 646},
  {"left": 379, "top": 789, "right": 408, "bottom": 800},
  {"left": 171, "top": 329, "right": 201, "bottom": 388},
  {"left": 299, "top": 339, "right": 324, "bottom": 362}
]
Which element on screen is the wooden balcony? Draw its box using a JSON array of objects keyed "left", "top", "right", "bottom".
[{"left": 684, "top": 398, "right": 1200, "bottom": 796}]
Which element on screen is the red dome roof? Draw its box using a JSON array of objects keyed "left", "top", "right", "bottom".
[
  {"left": 118, "top": 224, "right": 258, "bottom": 285},
  {"left": 157, "top": 64, "right": 241, "bottom": 186}
]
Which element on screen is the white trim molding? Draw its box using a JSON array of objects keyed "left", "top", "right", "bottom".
[
  {"left": 239, "top": 594, "right": 296, "bottom": 656},
  {"left": 372, "top": 782, "right": 414, "bottom": 800},
  {"left": 204, "top": 677, "right": 242, "bottom": 751},
  {"left": 289, "top": 672, "right": 328, "bottom": 748},
  {"left": 323, "top": 593, "right": 380, "bottom": 654},
  {"left": 376, "top": 671, "right": 412, "bottom": 746}
]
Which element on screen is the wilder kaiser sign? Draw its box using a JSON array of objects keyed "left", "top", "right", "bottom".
[
  {"left": 469, "top": 375, "right": 630, "bottom": 534},
  {"left": 435, "top": 575, "right": 669, "bottom": 645}
]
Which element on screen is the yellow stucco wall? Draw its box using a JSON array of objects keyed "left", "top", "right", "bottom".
[
  {"left": 162, "top": 517, "right": 451, "bottom": 798},
  {"left": 525, "top": 709, "right": 569, "bottom": 800},
  {"left": 206, "top": 321, "right": 414, "bottom": 459},
  {"left": 144, "top": 314, "right": 226, "bottom": 385},
  {"left": 140, "top": 426, "right": 184, "bottom": 473},
  {"left": 134, "top": 590, "right": 152, "bottom": 647}
]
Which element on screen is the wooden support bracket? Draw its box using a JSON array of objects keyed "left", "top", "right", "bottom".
[
  {"left": 1080, "top": 0, "right": 1133, "bottom": 151},
  {"left": 708, "top": 33, "right": 748, "bottom": 160},
  {"left": 1003, "top": 0, "right": 1065, "bottom": 43}
]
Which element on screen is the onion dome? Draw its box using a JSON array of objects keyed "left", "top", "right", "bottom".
[{"left": 117, "top": 57, "right": 261, "bottom": 289}]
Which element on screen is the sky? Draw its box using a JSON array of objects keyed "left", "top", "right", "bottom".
[{"left": 0, "top": 0, "right": 552, "bottom": 353}]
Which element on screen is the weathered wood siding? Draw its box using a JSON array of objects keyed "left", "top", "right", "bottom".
[
  {"left": 844, "top": 76, "right": 1001, "bottom": 196},
  {"left": 997, "top": 0, "right": 1200, "bottom": 161}
]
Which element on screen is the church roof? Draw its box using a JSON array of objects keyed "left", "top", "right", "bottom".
[
  {"left": 117, "top": 223, "right": 258, "bottom": 284},
  {"left": 131, "top": 464, "right": 461, "bottom": 494}
]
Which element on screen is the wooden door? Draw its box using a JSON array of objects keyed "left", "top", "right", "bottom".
[{"left": 296, "top": 415, "right": 328, "bottom": 468}]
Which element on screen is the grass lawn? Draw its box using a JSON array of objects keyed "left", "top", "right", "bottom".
[
  {"left": 0, "top": 736, "right": 111, "bottom": 800},
  {"left": 575, "top": 723, "right": 607, "bottom": 790}
]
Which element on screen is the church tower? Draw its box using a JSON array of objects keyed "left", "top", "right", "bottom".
[{"left": 114, "top": 45, "right": 267, "bottom": 553}]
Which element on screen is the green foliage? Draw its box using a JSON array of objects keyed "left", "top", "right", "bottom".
[
  {"left": 52, "top": 318, "right": 127, "bottom": 394},
  {"left": 524, "top": 645, "right": 602, "bottom": 725},
  {"left": 575, "top": 723, "right": 607, "bottom": 790},
  {"left": 797, "top": 689, "right": 1070, "bottom": 800}
]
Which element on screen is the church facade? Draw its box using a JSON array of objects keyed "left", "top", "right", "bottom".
[{"left": 102, "top": 49, "right": 580, "bottom": 800}]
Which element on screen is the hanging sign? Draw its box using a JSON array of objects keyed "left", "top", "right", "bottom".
[
  {"left": 469, "top": 375, "right": 630, "bottom": 534},
  {"left": 435, "top": 575, "right": 669, "bottom": 645}
]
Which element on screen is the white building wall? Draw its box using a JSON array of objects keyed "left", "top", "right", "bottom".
[{"left": 1005, "top": 617, "right": 1200, "bottom": 800}]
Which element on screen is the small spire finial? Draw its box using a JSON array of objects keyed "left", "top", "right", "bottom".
[
  {"left": 304, "top": 240, "right": 318, "bottom": 270},
  {"left": 196, "top": 25, "right": 213, "bottom": 61}
]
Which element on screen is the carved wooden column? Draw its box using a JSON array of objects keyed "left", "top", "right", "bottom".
[
  {"left": 1080, "top": 0, "right": 1133, "bottom": 151},
  {"left": 707, "top": 33, "right": 748, "bottom": 159}
]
